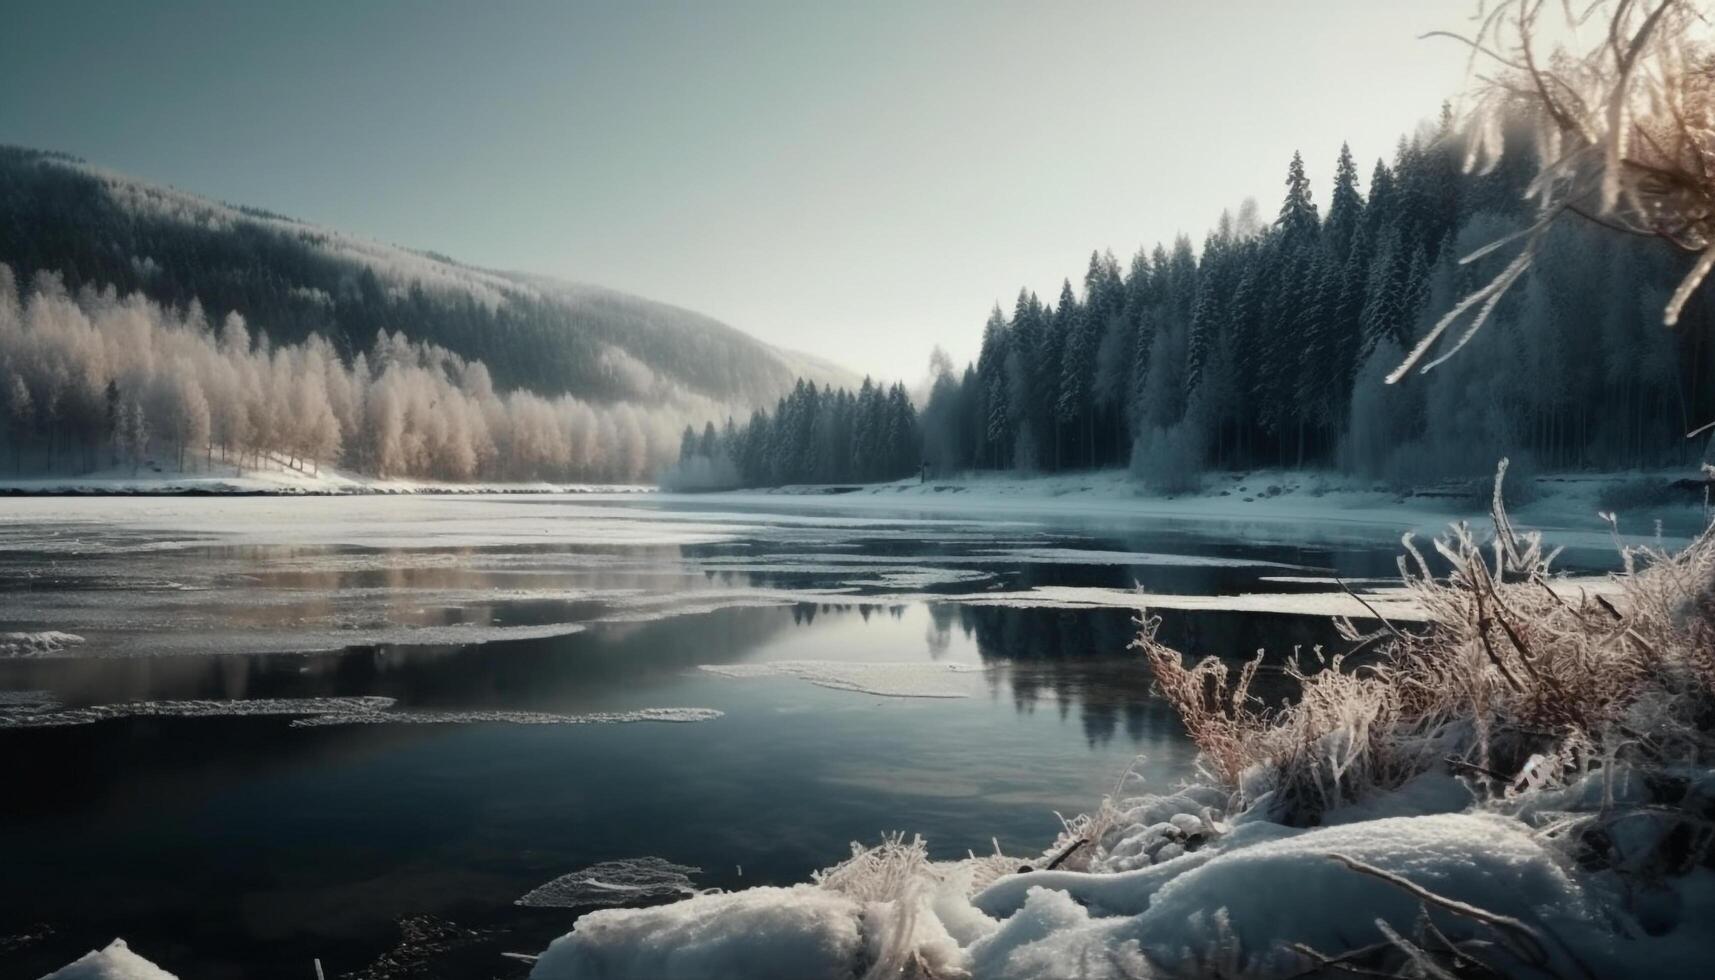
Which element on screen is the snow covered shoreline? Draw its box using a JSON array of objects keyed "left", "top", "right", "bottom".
[
  {"left": 703, "top": 468, "right": 1710, "bottom": 549},
  {"left": 3, "top": 466, "right": 1702, "bottom": 541},
  {"left": 0, "top": 461, "right": 651, "bottom": 497}
]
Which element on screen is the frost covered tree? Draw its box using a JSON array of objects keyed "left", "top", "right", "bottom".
[{"left": 0, "top": 265, "right": 714, "bottom": 483}]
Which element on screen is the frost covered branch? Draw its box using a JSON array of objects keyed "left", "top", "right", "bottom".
[
  {"left": 1140, "top": 460, "right": 1715, "bottom": 826},
  {"left": 1399, "top": 0, "right": 1715, "bottom": 381}
]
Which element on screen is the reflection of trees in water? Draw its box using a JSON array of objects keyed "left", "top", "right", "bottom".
[{"left": 941, "top": 604, "right": 1351, "bottom": 748}]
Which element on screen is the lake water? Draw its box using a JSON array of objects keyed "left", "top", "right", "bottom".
[{"left": 0, "top": 493, "right": 1624, "bottom": 978}]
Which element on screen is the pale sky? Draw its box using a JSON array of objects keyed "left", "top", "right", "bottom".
[{"left": 0, "top": 0, "right": 1475, "bottom": 382}]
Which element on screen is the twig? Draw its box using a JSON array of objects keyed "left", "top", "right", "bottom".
[{"left": 1044, "top": 837, "right": 1089, "bottom": 871}]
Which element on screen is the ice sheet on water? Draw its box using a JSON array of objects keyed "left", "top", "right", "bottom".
[
  {"left": 1257, "top": 575, "right": 1394, "bottom": 585},
  {"left": 291, "top": 707, "right": 723, "bottom": 727},
  {"left": 862, "top": 569, "right": 995, "bottom": 589},
  {"left": 517, "top": 857, "right": 703, "bottom": 909},
  {"left": 991, "top": 547, "right": 1305, "bottom": 568},
  {"left": 0, "top": 630, "right": 85, "bottom": 657},
  {"left": 957, "top": 585, "right": 1433, "bottom": 621},
  {"left": 5, "top": 621, "right": 590, "bottom": 659},
  {"left": 591, "top": 587, "right": 863, "bottom": 625},
  {"left": 592, "top": 597, "right": 801, "bottom": 625},
  {"left": 700, "top": 660, "right": 986, "bottom": 698},
  {"left": 0, "top": 689, "right": 60, "bottom": 713},
  {"left": 0, "top": 695, "right": 395, "bottom": 729}
]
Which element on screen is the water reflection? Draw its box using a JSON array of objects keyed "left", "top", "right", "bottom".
[{"left": 0, "top": 497, "right": 1444, "bottom": 979}]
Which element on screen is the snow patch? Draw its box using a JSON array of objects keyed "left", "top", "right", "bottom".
[
  {"left": 530, "top": 885, "right": 865, "bottom": 980},
  {"left": 41, "top": 939, "right": 176, "bottom": 979}
]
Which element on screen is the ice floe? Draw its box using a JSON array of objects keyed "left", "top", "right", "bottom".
[
  {"left": 0, "top": 630, "right": 85, "bottom": 657},
  {"left": 291, "top": 707, "right": 724, "bottom": 727},
  {"left": 0, "top": 695, "right": 722, "bottom": 730},
  {"left": 700, "top": 660, "right": 986, "bottom": 698},
  {"left": 0, "top": 689, "right": 60, "bottom": 713},
  {"left": 517, "top": 857, "right": 703, "bottom": 909},
  {"left": 0, "top": 696, "right": 395, "bottom": 729}
]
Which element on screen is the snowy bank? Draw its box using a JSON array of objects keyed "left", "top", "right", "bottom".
[
  {"left": 0, "top": 460, "right": 650, "bottom": 496},
  {"left": 714, "top": 467, "right": 1707, "bottom": 542}
]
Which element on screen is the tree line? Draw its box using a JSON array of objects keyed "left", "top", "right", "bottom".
[
  {"left": 0, "top": 265, "right": 704, "bottom": 482},
  {"left": 688, "top": 107, "right": 1715, "bottom": 490},
  {"left": 666, "top": 377, "right": 920, "bottom": 489},
  {"left": 0, "top": 145, "right": 825, "bottom": 409}
]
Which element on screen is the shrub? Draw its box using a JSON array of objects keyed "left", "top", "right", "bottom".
[{"left": 1138, "top": 460, "right": 1715, "bottom": 827}]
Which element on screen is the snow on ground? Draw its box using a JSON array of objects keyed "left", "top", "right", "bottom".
[
  {"left": 529, "top": 884, "right": 914, "bottom": 980},
  {"left": 699, "top": 661, "right": 988, "bottom": 699},
  {"left": 40, "top": 940, "right": 176, "bottom": 979},
  {"left": 524, "top": 780, "right": 1676, "bottom": 980},
  {"left": 723, "top": 467, "right": 1708, "bottom": 546}
]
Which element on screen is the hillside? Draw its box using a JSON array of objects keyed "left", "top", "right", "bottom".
[{"left": 0, "top": 145, "right": 854, "bottom": 409}]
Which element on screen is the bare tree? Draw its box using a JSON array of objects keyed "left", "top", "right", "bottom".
[{"left": 1399, "top": 0, "right": 1711, "bottom": 383}]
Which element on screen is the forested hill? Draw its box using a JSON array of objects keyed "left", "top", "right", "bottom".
[
  {"left": 919, "top": 112, "right": 1714, "bottom": 487},
  {"left": 0, "top": 145, "right": 852, "bottom": 407},
  {"left": 675, "top": 110, "right": 1715, "bottom": 491}
]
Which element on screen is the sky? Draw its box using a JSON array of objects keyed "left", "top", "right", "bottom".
[{"left": 0, "top": 0, "right": 1476, "bottom": 382}]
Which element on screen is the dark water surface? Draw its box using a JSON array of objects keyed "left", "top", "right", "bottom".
[{"left": 0, "top": 493, "right": 1623, "bottom": 978}]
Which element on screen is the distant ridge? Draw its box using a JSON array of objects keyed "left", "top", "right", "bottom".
[{"left": 0, "top": 144, "right": 857, "bottom": 410}]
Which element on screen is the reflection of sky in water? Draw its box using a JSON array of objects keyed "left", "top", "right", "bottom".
[
  {"left": 1, "top": 603, "right": 1189, "bottom": 977},
  {"left": 0, "top": 494, "right": 1636, "bottom": 977}
]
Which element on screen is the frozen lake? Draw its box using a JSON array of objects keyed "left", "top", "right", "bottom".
[{"left": 0, "top": 493, "right": 1623, "bottom": 978}]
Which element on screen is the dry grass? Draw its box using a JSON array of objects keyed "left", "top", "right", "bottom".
[{"left": 1138, "top": 460, "right": 1715, "bottom": 827}]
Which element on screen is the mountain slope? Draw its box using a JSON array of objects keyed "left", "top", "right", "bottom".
[{"left": 0, "top": 145, "right": 855, "bottom": 409}]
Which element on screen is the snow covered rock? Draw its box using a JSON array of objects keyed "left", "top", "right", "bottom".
[{"left": 40, "top": 940, "right": 176, "bottom": 980}]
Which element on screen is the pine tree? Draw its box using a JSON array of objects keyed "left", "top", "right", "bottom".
[
  {"left": 1364, "top": 159, "right": 1395, "bottom": 240},
  {"left": 1054, "top": 279, "right": 1091, "bottom": 467},
  {"left": 1332, "top": 222, "right": 1371, "bottom": 388},
  {"left": 1359, "top": 228, "right": 1405, "bottom": 359},
  {"left": 975, "top": 305, "right": 1011, "bottom": 467},
  {"left": 1276, "top": 151, "right": 1321, "bottom": 246},
  {"left": 1185, "top": 274, "right": 1221, "bottom": 399},
  {"left": 679, "top": 425, "right": 698, "bottom": 464},
  {"left": 1325, "top": 142, "right": 1364, "bottom": 260}
]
